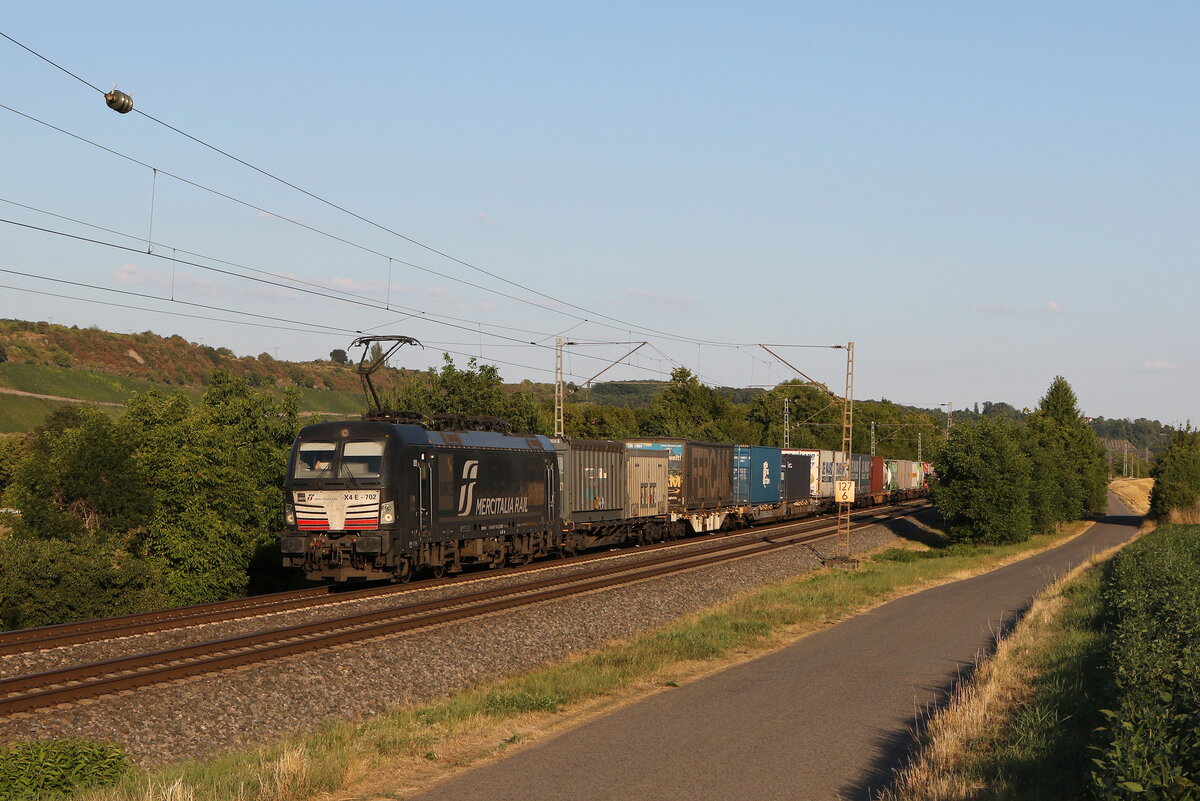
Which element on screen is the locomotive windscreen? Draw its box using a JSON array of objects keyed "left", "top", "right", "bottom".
[{"left": 294, "top": 441, "right": 335, "bottom": 478}]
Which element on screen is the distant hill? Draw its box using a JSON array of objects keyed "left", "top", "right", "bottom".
[
  {"left": 0, "top": 319, "right": 375, "bottom": 432},
  {"left": 0, "top": 318, "right": 365, "bottom": 390}
]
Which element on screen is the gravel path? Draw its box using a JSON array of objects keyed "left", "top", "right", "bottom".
[{"left": 0, "top": 512, "right": 930, "bottom": 767}]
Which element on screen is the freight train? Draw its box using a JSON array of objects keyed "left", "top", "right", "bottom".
[{"left": 281, "top": 416, "right": 931, "bottom": 582}]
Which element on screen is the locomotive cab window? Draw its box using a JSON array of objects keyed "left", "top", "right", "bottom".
[
  {"left": 294, "top": 441, "right": 335, "bottom": 478},
  {"left": 341, "top": 441, "right": 385, "bottom": 479}
]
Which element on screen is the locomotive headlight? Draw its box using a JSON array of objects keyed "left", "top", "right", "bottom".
[
  {"left": 380, "top": 501, "right": 395, "bottom": 525},
  {"left": 284, "top": 504, "right": 295, "bottom": 525}
]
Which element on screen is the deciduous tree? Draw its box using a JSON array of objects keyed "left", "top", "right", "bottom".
[{"left": 932, "top": 417, "right": 1033, "bottom": 544}]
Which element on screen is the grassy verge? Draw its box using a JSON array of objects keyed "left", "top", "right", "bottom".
[{"left": 79, "top": 520, "right": 1092, "bottom": 801}]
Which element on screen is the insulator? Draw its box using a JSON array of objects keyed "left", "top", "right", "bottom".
[{"left": 104, "top": 90, "right": 133, "bottom": 114}]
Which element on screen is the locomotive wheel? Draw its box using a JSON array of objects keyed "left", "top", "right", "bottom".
[
  {"left": 394, "top": 560, "right": 413, "bottom": 583},
  {"left": 429, "top": 563, "right": 446, "bottom": 579}
]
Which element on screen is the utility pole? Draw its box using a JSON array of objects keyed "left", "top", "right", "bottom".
[
  {"left": 783, "top": 397, "right": 790, "bottom": 449},
  {"left": 836, "top": 342, "right": 855, "bottom": 562},
  {"left": 756, "top": 341, "right": 855, "bottom": 566},
  {"left": 870, "top": 420, "right": 876, "bottom": 457},
  {"left": 554, "top": 339, "right": 644, "bottom": 438},
  {"left": 943, "top": 402, "right": 953, "bottom": 437},
  {"left": 917, "top": 431, "right": 923, "bottom": 462},
  {"left": 554, "top": 338, "right": 567, "bottom": 437}
]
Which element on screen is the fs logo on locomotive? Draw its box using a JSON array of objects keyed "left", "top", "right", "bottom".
[
  {"left": 455, "top": 459, "right": 531, "bottom": 517},
  {"left": 456, "top": 460, "right": 479, "bottom": 516}
]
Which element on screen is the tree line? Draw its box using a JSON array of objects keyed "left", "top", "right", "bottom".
[{"left": 931, "top": 377, "right": 1109, "bottom": 544}]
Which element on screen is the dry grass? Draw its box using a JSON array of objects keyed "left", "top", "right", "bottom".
[
  {"left": 1108, "top": 478, "right": 1154, "bottom": 515},
  {"left": 879, "top": 529, "right": 1146, "bottom": 801},
  {"left": 1167, "top": 505, "right": 1200, "bottom": 524}
]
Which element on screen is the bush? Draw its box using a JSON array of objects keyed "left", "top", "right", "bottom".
[
  {"left": 1149, "top": 430, "right": 1200, "bottom": 521},
  {"left": 1090, "top": 525, "right": 1200, "bottom": 798},
  {"left": 0, "top": 538, "right": 169, "bottom": 630},
  {"left": 0, "top": 738, "right": 132, "bottom": 799}
]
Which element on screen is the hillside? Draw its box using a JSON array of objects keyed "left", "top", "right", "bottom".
[
  {"left": 0, "top": 319, "right": 364, "bottom": 390},
  {"left": 0, "top": 319, "right": 372, "bottom": 432}
]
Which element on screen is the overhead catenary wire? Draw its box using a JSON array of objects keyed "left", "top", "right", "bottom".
[
  {"left": 0, "top": 99, "right": 768, "bottom": 353},
  {"left": 0, "top": 217, "right": 687, "bottom": 382},
  {"left": 0, "top": 32, "right": 770, "bottom": 349},
  {"left": 0, "top": 102, "right": 625, "bottom": 333},
  {"left": 0, "top": 195, "right": 588, "bottom": 342}
]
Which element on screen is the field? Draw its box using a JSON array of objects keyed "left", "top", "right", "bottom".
[{"left": 1109, "top": 477, "right": 1154, "bottom": 515}]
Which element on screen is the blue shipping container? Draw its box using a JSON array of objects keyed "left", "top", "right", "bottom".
[{"left": 733, "top": 445, "right": 782, "bottom": 505}]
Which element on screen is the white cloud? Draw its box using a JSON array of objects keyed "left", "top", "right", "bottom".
[
  {"left": 325, "top": 276, "right": 381, "bottom": 293},
  {"left": 111, "top": 263, "right": 223, "bottom": 295}
]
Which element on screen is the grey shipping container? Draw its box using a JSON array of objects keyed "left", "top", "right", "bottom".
[
  {"left": 626, "top": 448, "right": 669, "bottom": 518},
  {"left": 552, "top": 438, "right": 626, "bottom": 524},
  {"left": 624, "top": 438, "right": 734, "bottom": 511},
  {"left": 816, "top": 450, "right": 839, "bottom": 498},
  {"left": 851, "top": 454, "right": 871, "bottom": 497},
  {"left": 780, "top": 452, "right": 812, "bottom": 501}
]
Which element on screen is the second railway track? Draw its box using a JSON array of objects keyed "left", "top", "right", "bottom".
[
  {"left": 0, "top": 502, "right": 928, "bottom": 657},
  {"left": 0, "top": 502, "right": 926, "bottom": 716}
]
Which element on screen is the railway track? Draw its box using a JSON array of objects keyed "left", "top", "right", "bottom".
[
  {"left": 0, "top": 501, "right": 928, "bottom": 657},
  {"left": 0, "top": 502, "right": 927, "bottom": 716}
]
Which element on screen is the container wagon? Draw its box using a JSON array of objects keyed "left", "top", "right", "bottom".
[{"left": 625, "top": 438, "right": 735, "bottom": 532}]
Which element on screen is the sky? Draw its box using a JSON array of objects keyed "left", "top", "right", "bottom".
[{"left": 1, "top": 2, "right": 1197, "bottom": 424}]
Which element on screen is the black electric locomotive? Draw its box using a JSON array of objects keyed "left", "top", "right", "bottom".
[{"left": 283, "top": 419, "right": 558, "bottom": 582}]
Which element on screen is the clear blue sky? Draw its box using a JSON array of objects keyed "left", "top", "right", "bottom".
[{"left": 2, "top": 2, "right": 1197, "bottom": 423}]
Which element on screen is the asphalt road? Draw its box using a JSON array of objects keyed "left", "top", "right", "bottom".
[{"left": 410, "top": 496, "right": 1140, "bottom": 801}]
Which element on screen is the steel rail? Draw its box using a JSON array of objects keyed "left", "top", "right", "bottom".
[
  {"left": 0, "top": 504, "right": 925, "bottom": 716},
  {"left": 0, "top": 500, "right": 929, "bottom": 656}
]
